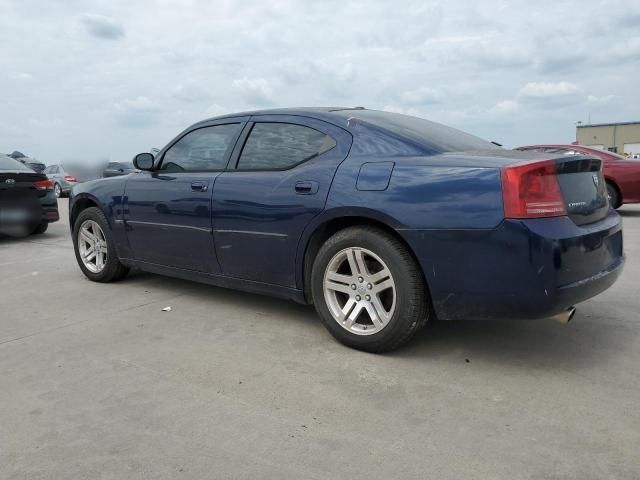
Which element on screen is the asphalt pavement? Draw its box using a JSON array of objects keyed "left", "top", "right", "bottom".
[{"left": 1, "top": 200, "right": 639, "bottom": 479}]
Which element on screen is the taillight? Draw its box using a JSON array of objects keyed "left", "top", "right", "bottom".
[
  {"left": 34, "top": 179, "right": 53, "bottom": 191},
  {"left": 500, "top": 160, "right": 567, "bottom": 218},
  {"left": 64, "top": 175, "right": 77, "bottom": 182}
]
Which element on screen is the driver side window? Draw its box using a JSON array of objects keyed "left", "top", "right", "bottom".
[{"left": 160, "top": 123, "right": 241, "bottom": 172}]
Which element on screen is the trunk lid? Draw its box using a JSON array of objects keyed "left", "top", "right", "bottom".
[{"left": 554, "top": 155, "right": 608, "bottom": 226}]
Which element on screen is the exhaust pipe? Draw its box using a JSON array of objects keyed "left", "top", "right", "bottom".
[{"left": 550, "top": 307, "right": 576, "bottom": 324}]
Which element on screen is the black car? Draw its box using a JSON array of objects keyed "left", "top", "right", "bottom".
[
  {"left": 7, "top": 150, "right": 46, "bottom": 173},
  {"left": 102, "top": 161, "right": 137, "bottom": 177},
  {"left": 0, "top": 154, "right": 59, "bottom": 236}
]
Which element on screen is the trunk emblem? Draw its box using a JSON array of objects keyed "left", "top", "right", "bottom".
[
  {"left": 592, "top": 174, "right": 599, "bottom": 187},
  {"left": 5, "top": 178, "right": 15, "bottom": 184}
]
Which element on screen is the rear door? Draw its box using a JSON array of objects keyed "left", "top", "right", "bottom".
[
  {"left": 124, "top": 120, "right": 246, "bottom": 273},
  {"left": 211, "top": 115, "right": 352, "bottom": 287}
]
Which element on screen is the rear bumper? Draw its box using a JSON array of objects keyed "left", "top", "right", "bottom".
[{"left": 402, "top": 209, "right": 624, "bottom": 320}]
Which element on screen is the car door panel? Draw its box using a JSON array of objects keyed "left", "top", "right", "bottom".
[
  {"left": 123, "top": 119, "right": 247, "bottom": 273},
  {"left": 212, "top": 115, "right": 352, "bottom": 287}
]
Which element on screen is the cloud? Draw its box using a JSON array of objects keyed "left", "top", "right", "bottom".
[
  {"left": 232, "top": 77, "right": 273, "bottom": 106},
  {"left": 400, "top": 87, "right": 442, "bottom": 105},
  {"left": 2, "top": 0, "right": 640, "bottom": 162},
  {"left": 519, "top": 81, "right": 580, "bottom": 98},
  {"left": 205, "top": 103, "right": 228, "bottom": 117},
  {"left": 172, "top": 84, "right": 210, "bottom": 103},
  {"left": 490, "top": 100, "right": 519, "bottom": 115},
  {"left": 114, "top": 96, "right": 160, "bottom": 128},
  {"left": 79, "top": 14, "right": 124, "bottom": 40},
  {"left": 587, "top": 94, "right": 615, "bottom": 105},
  {"left": 8, "top": 72, "right": 33, "bottom": 80}
]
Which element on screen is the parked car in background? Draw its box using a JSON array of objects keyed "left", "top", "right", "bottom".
[
  {"left": 7, "top": 151, "right": 47, "bottom": 173},
  {"left": 515, "top": 144, "right": 640, "bottom": 208},
  {"left": 0, "top": 154, "right": 58, "bottom": 236},
  {"left": 43, "top": 164, "right": 96, "bottom": 198},
  {"left": 69, "top": 108, "right": 623, "bottom": 352},
  {"left": 102, "top": 161, "right": 137, "bottom": 177}
]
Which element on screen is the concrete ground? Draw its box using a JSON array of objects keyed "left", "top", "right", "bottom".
[{"left": 1, "top": 201, "right": 639, "bottom": 480}]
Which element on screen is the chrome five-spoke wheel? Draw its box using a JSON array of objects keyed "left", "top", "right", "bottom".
[
  {"left": 323, "top": 247, "right": 396, "bottom": 335},
  {"left": 78, "top": 219, "right": 108, "bottom": 273}
]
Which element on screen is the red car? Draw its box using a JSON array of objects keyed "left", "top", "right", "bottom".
[{"left": 515, "top": 144, "right": 640, "bottom": 208}]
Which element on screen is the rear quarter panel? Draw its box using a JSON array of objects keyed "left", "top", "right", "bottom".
[{"left": 326, "top": 155, "right": 504, "bottom": 229}]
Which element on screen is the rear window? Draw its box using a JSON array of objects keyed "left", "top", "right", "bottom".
[
  {"left": 0, "top": 154, "right": 31, "bottom": 171},
  {"left": 333, "top": 109, "right": 499, "bottom": 154}
]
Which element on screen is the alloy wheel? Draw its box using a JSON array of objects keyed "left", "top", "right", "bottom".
[
  {"left": 323, "top": 247, "right": 396, "bottom": 335},
  {"left": 54, "top": 183, "right": 61, "bottom": 198},
  {"left": 78, "top": 220, "right": 108, "bottom": 273}
]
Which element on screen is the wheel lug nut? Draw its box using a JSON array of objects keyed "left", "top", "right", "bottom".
[
  {"left": 365, "top": 295, "right": 371, "bottom": 301},
  {"left": 358, "top": 277, "right": 364, "bottom": 283},
  {"left": 367, "top": 283, "right": 372, "bottom": 289},
  {"left": 356, "top": 295, "right": 361, "bottom": 301},
  {"left": 351, "top": 284, "right": 356, "bottom": 290}
]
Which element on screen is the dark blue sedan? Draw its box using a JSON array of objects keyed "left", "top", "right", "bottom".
[{"left": 69, "top": 108, "right": 624, "bottom": 352}]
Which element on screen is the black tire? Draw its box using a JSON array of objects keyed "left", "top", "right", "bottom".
[
  {"left": 72, "top": 207, "right": 129, "bottom": 282},
  {"left": 32, "top": 222, "right": 48, "bottom": 235},
  {"left": 311, "top": 226, "right": 429, "bottom": 353},
  {"left": 607, "top": 182, "right": 621, "bottom": 209},
  {"left": 54, "top": 183, "right": 62, "bottom": 198}
]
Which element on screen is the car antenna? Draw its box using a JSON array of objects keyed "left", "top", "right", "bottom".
[{"left": 491, "top": 141, "right": 503, "bottom": 147}]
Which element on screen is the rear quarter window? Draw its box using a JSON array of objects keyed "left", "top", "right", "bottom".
[{"left": 333, "top": 109, "right": 499, "bottom": 154}]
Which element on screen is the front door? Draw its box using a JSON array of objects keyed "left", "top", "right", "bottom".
[
  {"left": 124, "top": 121, "right": 245, "bottom": 273},
  {"left": 212, "top": 115, "right": 352, "bottom": 287}
]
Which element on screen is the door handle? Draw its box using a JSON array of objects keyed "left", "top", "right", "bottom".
[
  {"left": 191, "top": 182, "right": 208, "bottom": 192},
  {"left": 295, "top": 181, "right": 319, "bottom": 195}
]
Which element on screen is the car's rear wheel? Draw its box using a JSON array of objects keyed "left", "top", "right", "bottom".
[
  {"left": 606, "top": 182, "right": 621, "bottom": 209},
  {"left": 311, "top": 226, "right": 429, "bottom": 352},
  {"left": 32, "top": 222, "right": 48, "bottom": 235},
  {"left": 73, "top": 207, "right": 129, "bottom": 282},
  {"left": 54, "top": 183, "right": 62, "bottom": 198}
]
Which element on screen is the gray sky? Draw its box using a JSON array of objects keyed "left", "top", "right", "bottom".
[{"left": 1, "top": 0, "right": 639, "bottom": 164}]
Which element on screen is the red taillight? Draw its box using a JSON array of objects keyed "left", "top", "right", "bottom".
[
  {"left": 500, "top": 160, "right": 567, "bottom": 218},
  {"left": 64, "top": 175, "right": 77, "bottom": 182},
  {"left": 33, "top": 179, "right": 53, "bottom": 191}
]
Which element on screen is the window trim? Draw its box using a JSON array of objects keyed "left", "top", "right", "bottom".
[
  {"left": 155, "top": 122, "right": 245, "bottom": 173},
  {"left": 232, "top": 121, "right": 337, "bottom": 172}
]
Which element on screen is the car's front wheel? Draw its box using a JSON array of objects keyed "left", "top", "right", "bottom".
[
  {"left": 72, "top": 207, "right": 129, "bottom": 282},
  {"left": 311, "top": 226, "right": 429, "bottom": 352}
]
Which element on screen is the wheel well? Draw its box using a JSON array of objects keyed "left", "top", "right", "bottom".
[
  {"left": 70, "top": 198, "right": 98, "bottom": 229},
  {"left": 302, "top": 216, "right": 428, "bottom": 304}
]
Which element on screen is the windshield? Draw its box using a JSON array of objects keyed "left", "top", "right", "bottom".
[
  {"left": 0, "top": 154, "right": 32, "bottom": 171},
  {"left": 334, "top": 109, "right": 500, "bottom": 153}
]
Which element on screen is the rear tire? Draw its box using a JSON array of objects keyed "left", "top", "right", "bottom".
[
  {"left": 54, "top": 183, "right": 62, "bottom": 198},
  {"left": 73, "top": 207, "right": 129, "bottom": 282},
  {"left": 32, "top": 222, "right": 48, "bottom": 235},
  {"left": 311, "top": 226, "right": 429, "bottom": 353},
  {"left": 606, "top": 182, "right": 621, "bottom": 209}
]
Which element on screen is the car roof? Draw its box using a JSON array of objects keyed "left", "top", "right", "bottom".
[{"left": 194, "top": 107, "right": 367, "bottom": 126}]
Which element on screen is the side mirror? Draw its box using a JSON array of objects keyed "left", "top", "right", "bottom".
[{"left": 133, "top": 153, "right": 154, "bottom": 171}]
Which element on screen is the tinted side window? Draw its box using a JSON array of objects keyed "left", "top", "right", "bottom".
[
  {"left": 50, "top": 165, "right": 59, "bottom": 174},
  {"left": 237, "top": 123, "right": 336, "bottom": 170},
  {"left": 160, "top": 124, "right": 240, "bottom": 172}
]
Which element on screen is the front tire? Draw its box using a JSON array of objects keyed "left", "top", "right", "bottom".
[
  {"left": 311, "top": 226, "right": 429, "bottom": 353},
  {"left": 72, "top": 207, "right": 129, "bottom": 282}
]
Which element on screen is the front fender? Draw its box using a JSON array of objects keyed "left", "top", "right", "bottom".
[{"left": 69, "top": 177, "right": 129, "bottom": 257}]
